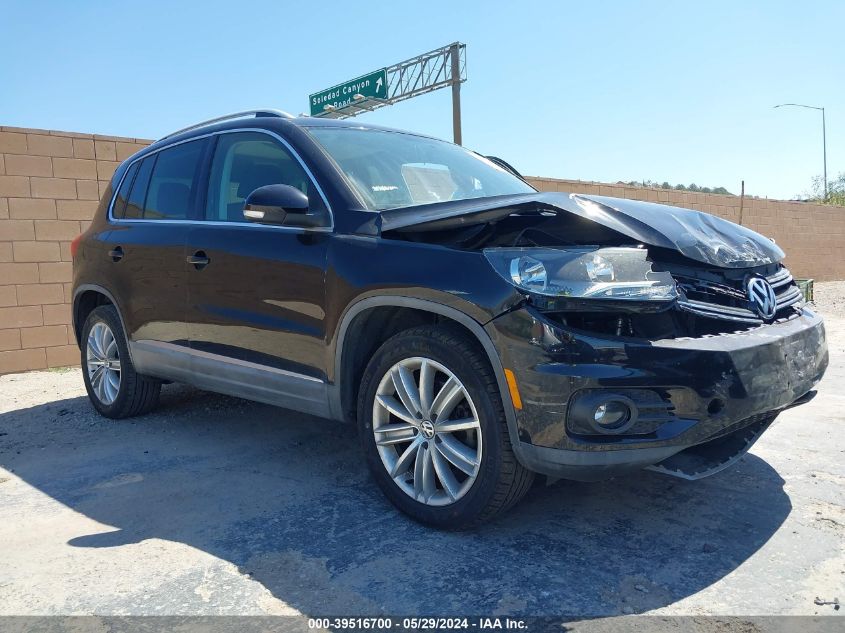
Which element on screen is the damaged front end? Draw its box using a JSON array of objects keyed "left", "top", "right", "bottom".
[{"left": 381, "top": 192, "right": 829, "bottom": 481}]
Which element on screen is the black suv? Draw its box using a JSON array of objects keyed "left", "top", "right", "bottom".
[{"left": 71, "top": 110, "right": 828, "bottom": 527}]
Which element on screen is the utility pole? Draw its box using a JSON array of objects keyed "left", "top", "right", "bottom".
[
  {"left": 822, "top": 107, "right": 828, "bottom": 201},
  {"left": 450, "top": 42, "right": 462, "bottom": 145}
]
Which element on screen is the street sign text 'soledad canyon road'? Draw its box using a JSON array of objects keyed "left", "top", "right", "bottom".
[{"left": 309, "top": 68, "right": 388, "bottom": 116}]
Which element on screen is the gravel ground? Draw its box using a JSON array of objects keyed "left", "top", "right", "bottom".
[
  {"left": 812, "top": 281, "right": 845, "bottom": 317},
  {"left": 0, "top": 285, "right": 843, "bottom": 619}
]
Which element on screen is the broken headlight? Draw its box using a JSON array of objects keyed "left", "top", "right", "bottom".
[{"left": 483, "top": 247, "right": 678, "bottom": 302}]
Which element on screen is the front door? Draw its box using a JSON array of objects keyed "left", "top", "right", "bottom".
[{"left": 184, "top": 131, "right": 332, "bottom": 414}]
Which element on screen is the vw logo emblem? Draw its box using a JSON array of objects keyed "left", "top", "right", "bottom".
[
  {"left": 747, "top": 277, "right": 777, "bottom": 319},
  {"left": 420, "top": 420, "right": 436, "bottom": 439}
]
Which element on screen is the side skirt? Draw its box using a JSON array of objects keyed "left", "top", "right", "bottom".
[{"left": 130, "top": 340, "right": 330, "bottom": 418}]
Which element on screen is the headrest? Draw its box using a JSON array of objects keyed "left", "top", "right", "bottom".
[
  {"left": 153, "top": 182, "right": 190, "bottom": 215},
  {"left": 235, "top": 161, "right": 286, "bottom": 199}
]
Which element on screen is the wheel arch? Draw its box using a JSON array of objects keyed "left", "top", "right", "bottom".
[
  {"left": 330, "top": 297, "right": 521, "bottom": 451},
  {"left": 72, "top": 284, "right": 132, "bottom": 361}
]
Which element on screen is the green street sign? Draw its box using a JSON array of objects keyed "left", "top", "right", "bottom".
[{"left": 309, "top": 68, "right": 388, "bottom": 116}]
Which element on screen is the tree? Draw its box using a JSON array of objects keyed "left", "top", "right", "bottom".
[
  {"left": 807, "top": 173, "right": 845, "bottom": 206},
  {"left": 618, "top": 180, "right": 734, "bottom": 195}
]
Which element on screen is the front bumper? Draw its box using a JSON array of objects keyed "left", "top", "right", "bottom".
[{"left": 486, "top": 306, "right": 828, "bottom": 480}]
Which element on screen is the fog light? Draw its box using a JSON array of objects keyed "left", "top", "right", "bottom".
[
  {"left": 593, "top": 401, "right": 631, "bottom": 429},
  {"left": 567, "top": 392, "right": 639, "bottom": 435}
]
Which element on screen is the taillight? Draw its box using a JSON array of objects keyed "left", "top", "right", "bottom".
[{"left": 70, "top": 234, "right": 83, "bottom": 259}]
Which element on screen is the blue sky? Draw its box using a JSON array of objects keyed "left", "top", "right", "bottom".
[{"left": 1, "top": 0, "right": 842, "bottom": 199}]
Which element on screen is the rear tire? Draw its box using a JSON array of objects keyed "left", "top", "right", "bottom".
[
  {"left": 357, "top": 325, "right": 534, "bottom": 529},
  {"left": 81, "top": 305, "right": 161, "bottom": 419}
]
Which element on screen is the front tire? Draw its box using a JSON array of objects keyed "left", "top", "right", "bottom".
[
  {"left": 81, "top": 305, "right": 161, "bottom": 419},
  {"left": 357, "top": 325, "right": 534, "bottom": 528}
]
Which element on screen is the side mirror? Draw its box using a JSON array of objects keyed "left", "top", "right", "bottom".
[{"left": 243, "top": 184, "right": 319, "bottom": 227}]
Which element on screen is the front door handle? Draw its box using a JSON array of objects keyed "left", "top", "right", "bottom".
[
  {"left": 187, "top": 250, "right": 210, "bottom": 270},
  {"left": 108, "top": 246, "right": 123, "bottom": 262}
]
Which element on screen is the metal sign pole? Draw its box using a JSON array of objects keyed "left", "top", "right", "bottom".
[{"left": 450, "top": 43, "right": 462, "bottom": 145}]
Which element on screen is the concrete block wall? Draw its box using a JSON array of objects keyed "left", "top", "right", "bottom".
[
  {"left": 0, "top": 124, "right": 843, "bottom": 374},
  {"left": 0, "top": 126, "right": 150, "bottom": 374}
]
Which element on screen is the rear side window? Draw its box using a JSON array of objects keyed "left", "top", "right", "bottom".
[
  {"left": 122, "top": 139, "right": 205, "bottom": 221},
  {"left": 145, "top": 140, "right": 205, "bottom": 219}
]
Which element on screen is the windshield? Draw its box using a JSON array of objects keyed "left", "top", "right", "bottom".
[{"left": 306, "top": 127, "right": 535, "bottom": 211}]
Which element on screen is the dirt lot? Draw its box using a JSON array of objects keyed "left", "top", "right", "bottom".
[{"left": 0, "top": 285, "right": 843, "bottom": 618}]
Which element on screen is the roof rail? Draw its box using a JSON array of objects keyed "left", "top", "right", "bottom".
[{"left": 159, "top": 109, "right": 295, "bottom": 140}]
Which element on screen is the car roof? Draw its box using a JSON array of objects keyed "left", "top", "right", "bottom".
[
  {"left": 288, "top": 116, "right": 394, "bottom": 129},
  {"left": 143, "top": 112, "right": 437, "bottom": 152}
]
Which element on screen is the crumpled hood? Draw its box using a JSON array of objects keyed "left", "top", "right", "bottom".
[{"left": 378, "top": 191, "right": 784, "bottom": 269}]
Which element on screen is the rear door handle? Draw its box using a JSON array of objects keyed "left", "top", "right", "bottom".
[
  {"left": 108, "top": 246, "right": 123, "bottom": 262},
  {"left": 187, "top": 250, "right": 210, "bottom": 269}
]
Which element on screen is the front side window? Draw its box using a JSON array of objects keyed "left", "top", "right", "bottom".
[
  {"left": 205, "top": 132, "right": 324, "bottom": 223},
  {"left": 306, "top": 127, "right": 535, "bottom": 211},
  {"left": 135, "top": 139, "right": 205, "bottom": 220}
]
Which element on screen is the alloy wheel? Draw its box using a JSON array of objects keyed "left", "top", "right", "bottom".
[
  {"left": 373, "top": 357, "right": 482, "bottom": 506},
  {"left": 86, "top": 322, "right": 121, "bottom": 405}
]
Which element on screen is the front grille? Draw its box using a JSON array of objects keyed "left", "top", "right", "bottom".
[{"left": 674, "top": 266, "right": 804, "bottom": 324}]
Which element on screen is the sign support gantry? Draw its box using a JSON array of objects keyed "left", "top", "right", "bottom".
[{"left": 308, "top": 43, "right": 467, "bottom": 144}]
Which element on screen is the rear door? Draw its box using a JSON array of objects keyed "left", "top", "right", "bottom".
[
  {"left": 106, "top": 138, "right": 208, "bottom": 358},
  {"left": 183, "top": 130, "right": 332, "bottom": 414}
]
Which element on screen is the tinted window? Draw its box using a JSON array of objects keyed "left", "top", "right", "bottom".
[
  {"left": 205, "top": 132, "right": 322, "bottom": 222},
  {"left": 112, "top": 162, "right": 138, "bottom": 218},
  {"left": 124, "top": 155, "right": 155, "bottom": 219},
  {"left": 143, "top": 140, "right": 205, "bottom": 220}
]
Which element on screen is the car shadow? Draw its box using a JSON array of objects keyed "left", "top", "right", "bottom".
[{"left": 0, "top": 384, "right": 791, "bottom": 616}]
